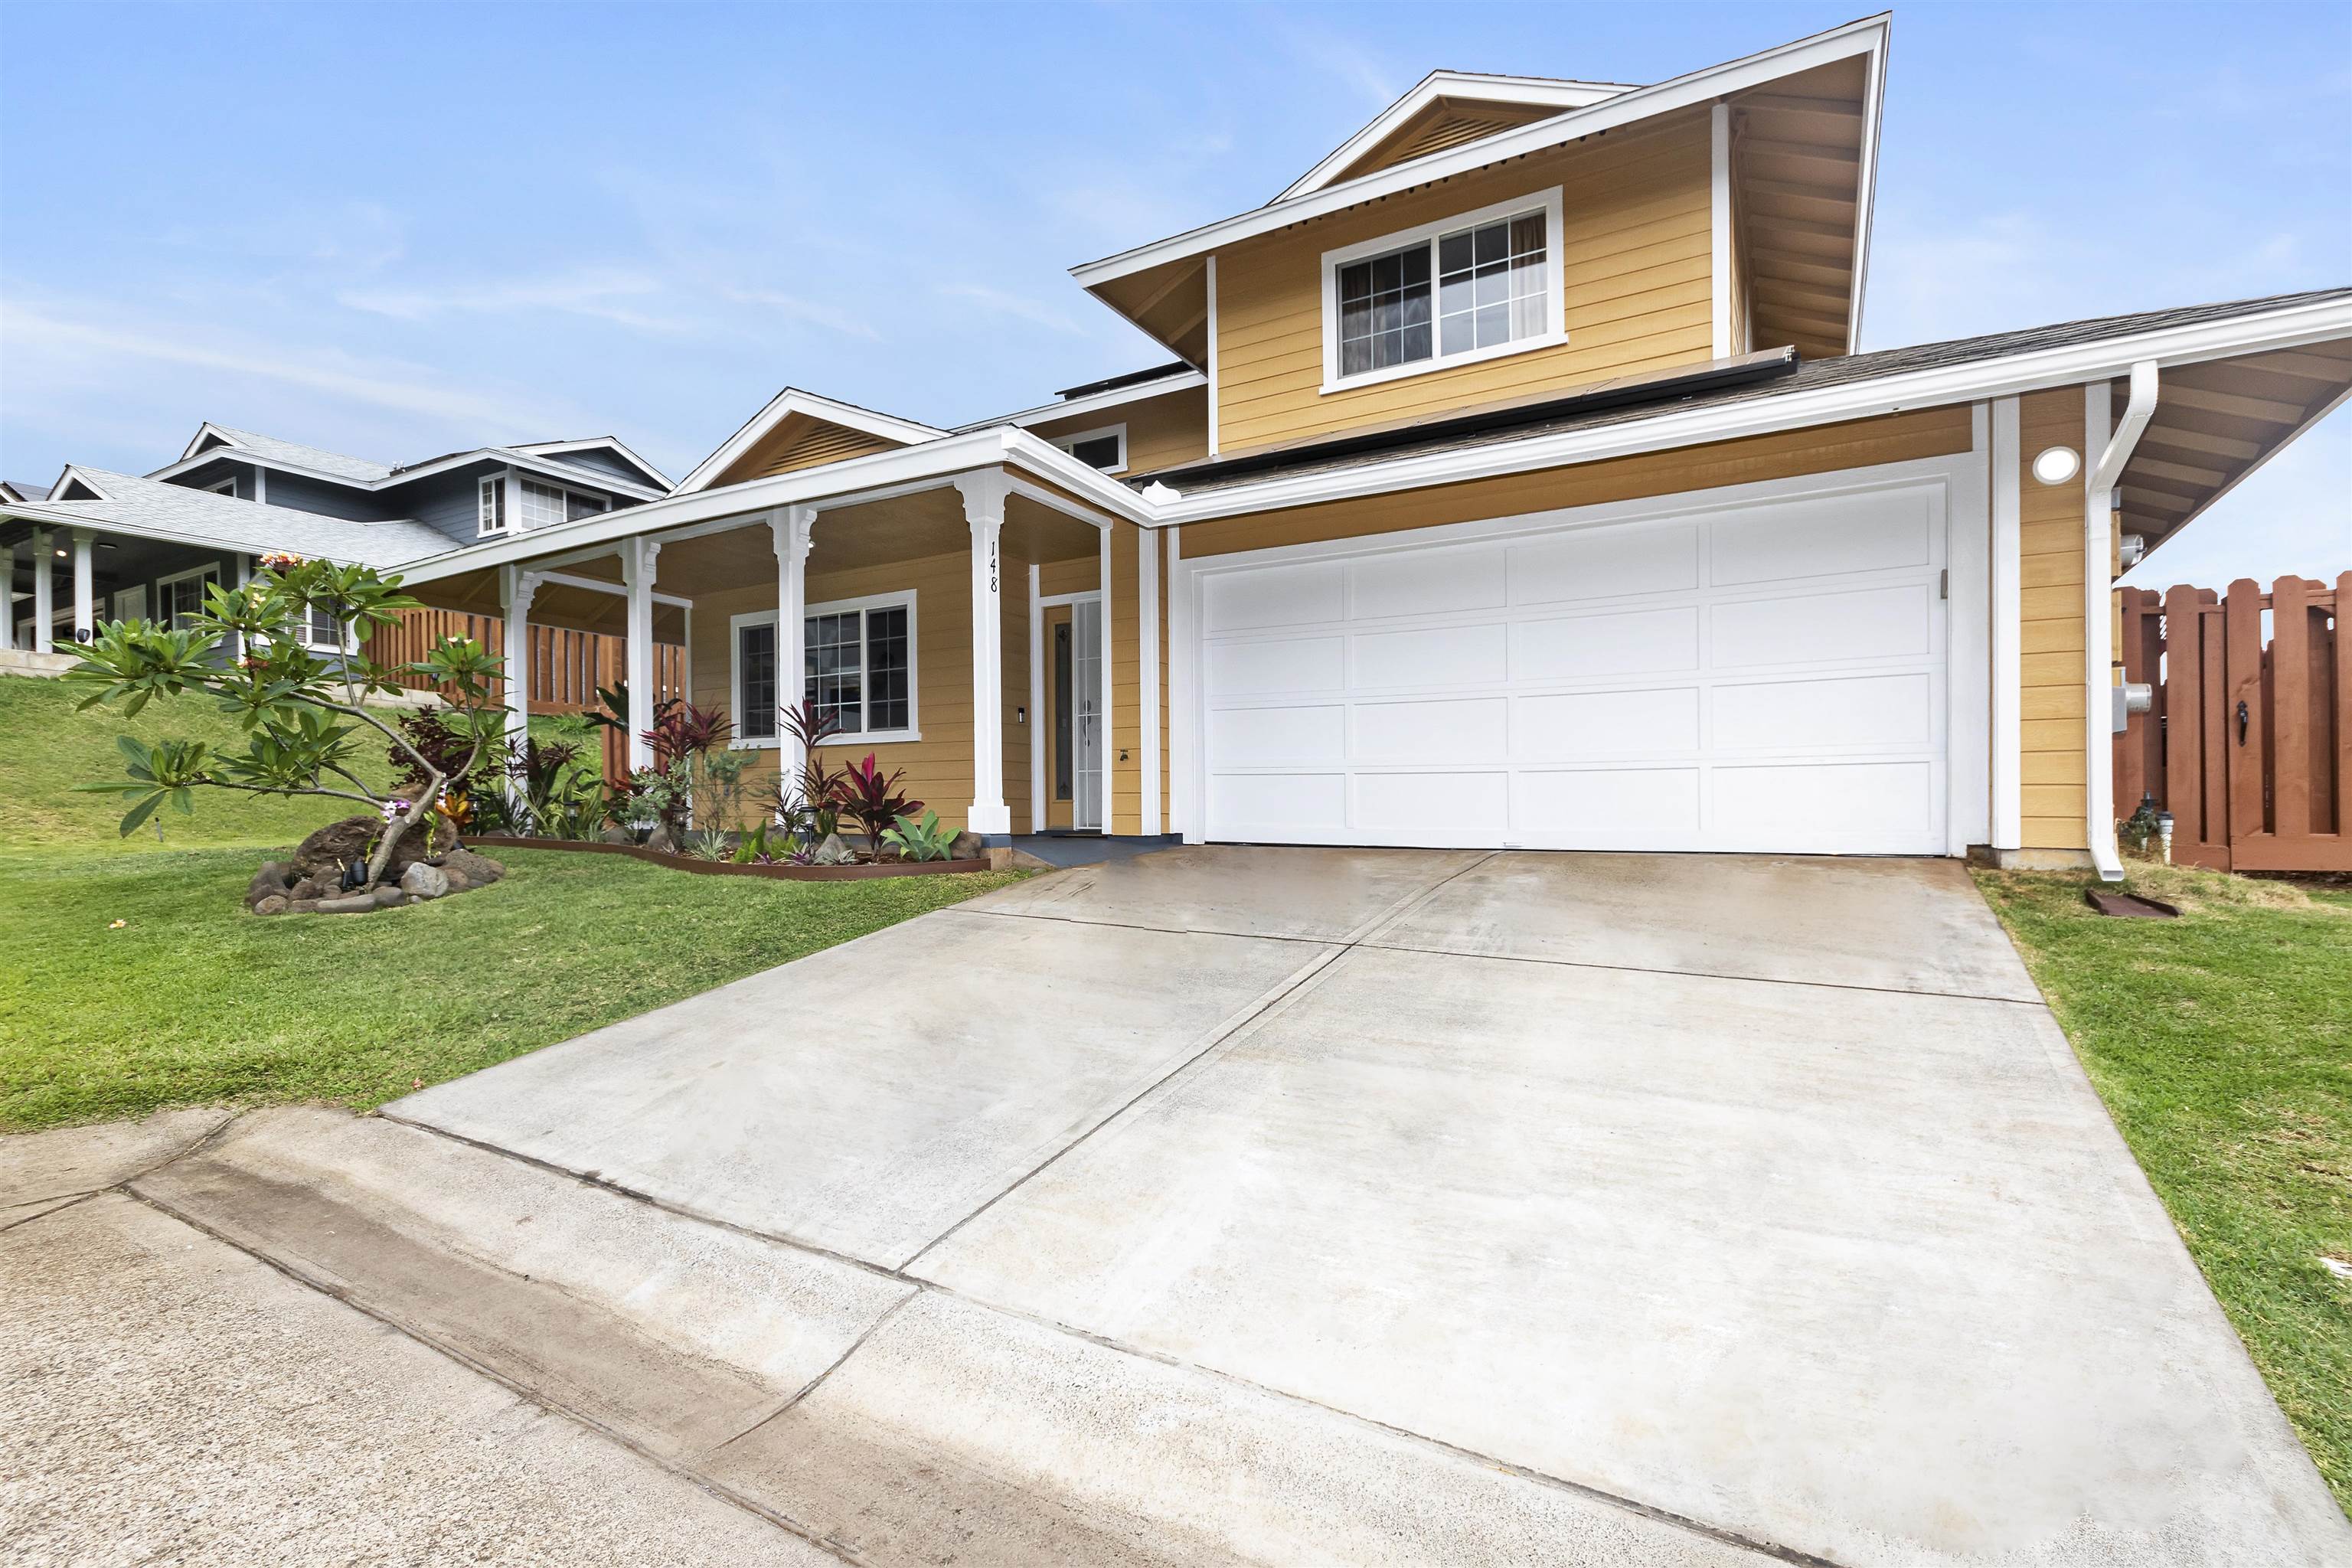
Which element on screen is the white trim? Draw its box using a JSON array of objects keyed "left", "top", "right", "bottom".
[
  {"left": 143, "top": 440, "right": 665, "bottom": 501},
  {"left": 252, "top": 467, "right": 266, "bottom": 505},
  {"left": 1989, "top": 397, "right": 2022, "bottom": 851},
  {"left": 1141, "top": 514, "right": 1161, "bottom": 835},
  {"left": 155, "top": 560, "right": 222, "bottom": 630},
  {"left": 1152, "top": 293, "right": 2352, "bottom": 524},
  {"left": 517, "top": 473, "right": 612, "bottom": 532},
  {"left": 1028, "top": 562, "right": 1044, "bottom": 831},
  {"left": 785, "top": 587, "right": 923, "bottom": 748},
  {"left": 728, "top": 608, "right": 785, "bottom": 748},
  {"left": 958, "top": 369, "right": 1207, "bottom": 433},
  {"left": 1170, "top": 451, "right": 1983, "bottom": 852},
  {"left": 1205, "top": 256, "right": 1220, "bottom": 459},
  {"left": 1318, "top": 187, "right": 1567, "bottom": 396},
  {"left": 537, "top": 570, "right": 692, "bottom": 609},
  {"left": 478, "top": 473, "right": 507, "bottom": 536},
  {"left": 204, "top": 475, "right": 238, "bottom": 499},
  {"left": 1099, "top": 525, "right": 1114, "bottom": 836},
  {"left": 1847, "top": 28, "right": 1889, "bottom": 354},
  {"left": 1949, "top": 403, "right": 1991, "bottom": 855},
  {"left": 1276, "top": 70, "right": 1634, "bottom": 204},
  {"left": 676, "top": 387, "right": 947, "bottom": 495},
  {"left": 509, "top": 437, "right": 675, "bottom": 491},
  {"left": 1164, "top": 528, "right": 1185, "bottom": 835},
  {"left": 1073, "top": 16, "right": 1888, "bottom": 289},
  {"left": 958, "top": 471, "right": 1011, "bottom": 835},
  {"left": 1710, "top": 103, "right": 1733, "bottom": 360},
  {"left": 1048, "top": 423, "right": 1129, "bottom": 475}
]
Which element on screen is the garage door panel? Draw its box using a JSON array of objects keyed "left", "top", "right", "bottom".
[
  {"left": 1205, "top": 560, "right": 1344, "bottom": 633},
  {"left": 1711, "top": 583, "right": 1930, "bottom": 668},
  {"left": 1356, "top": 697, "right": 1507, "bottom": 764},
  {"left": 1197, "top": 482, "right": 1947, "bottom": 854},
  {"left": 1210, "top": 704, "right": 1348, "bottom": 768},
  {"left": 1710, "top": 490, "right": 1933, "bottom": 585},
  {"left": 1513, "top": 606, "right": 1699, "bottom": 681},
  {"left": 1515, "top": 688, "right": 1699, "bottom": 760},
  {"left": 1710, "top": 761, "right": 1936, "bottom": 844},
  {"left": 1353, "top": 623, "right": 1507, "bottom": 689},
  {"left": 1348, "top": 543, "right": 1507, "bottom": 621},
  {"left": 1509, "top": 521, "right": 1699, "bottom": 606},
  {"left": 1516, "top": 768, "right": 1702, "bottom": 839},
  {"left": 1713, "top": 673, "right": 1935, "bottom": 752},
  {"left": 1207, "top": 635, "right": 1344, "bottom": 697}
]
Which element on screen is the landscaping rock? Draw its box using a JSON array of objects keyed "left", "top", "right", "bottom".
[
  {"left": 948, "top": 831, "right": 986, "bottom": 862},
  {"left": 245, "top": 862, "right": 292, "bottom": 908},
  {"left": 289, "top": 814, "right": 456, "bottom": 884},
  {"left": 441, "top": 848, "right": 505, "bottom": 886},
  {"left": 283, "top": 900, "right": 320, "bottom": 916},
  {"left": 252, "top": 896, "right": 289, "bottom": 917},
  {"left": 400, "top": 863, "right": 449, "bottom": 900},
  {"left": 811, "top": 832, "right": 856, "bottom": 867},
  {"left": 645, "top": 825, "right": 678, "bottom": 855},
  {"left": 599, "top": 826, "right": 633, "bottom": 845},
  {"left": 315, "top": 893, "right": 376, "bottom": 915},
  {"left": 370, "top": 885, "right": 409, "bottom": 909}
]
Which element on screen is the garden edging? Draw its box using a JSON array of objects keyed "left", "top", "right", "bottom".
[{"left": 465, "top": 836, "right": 995, "bottom": 880}]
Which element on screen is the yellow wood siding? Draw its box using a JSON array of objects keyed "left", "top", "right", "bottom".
[
  {"left": 1027, "top": 385, "right": 1209, "bottom": 475},
  {"left": 712, "top": 415, "right": 906, "bottom": 488},
  {"left": 1212, "top": 110, "right": 1715, "bottom": 454},
  {"left": 2017, "top": 389, "right": 2088, "bottom": 851},
  {"left": 1180, "top": 406, "right": 1974, "bottom": 559}
]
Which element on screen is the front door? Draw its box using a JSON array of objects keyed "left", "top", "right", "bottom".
[
  {"left": 113, "top": 585, "right": 148, "bottom": 623},
  {"left": 1043, "top": 596, "right": 1106, "bottom": 831}
]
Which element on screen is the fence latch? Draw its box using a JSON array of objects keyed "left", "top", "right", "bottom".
[{"left": 2236, "top": 699, "right": 2249, "bottom": 745}]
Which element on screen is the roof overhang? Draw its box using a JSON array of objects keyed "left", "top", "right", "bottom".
[
  {"left": 1273, "top": 70, "right": 1636, "bottom": 204},
  {"left": 508, "top": 437, "right": 675, "bottom": 491},
  {"left": 1072, "top": 15, "right": 1889, "bottom": 292},
  {"left": 145, "top": 441, "right": 668, "bottom": 501},
  {"left": 0, "top": 498, "right": 362, "bottom": 564},
  {"left": 956, "top": 368, "right": 1209, "bottom": 433},
  {"left": 675, "top": 388, "right": 949, "bottom": 495}
]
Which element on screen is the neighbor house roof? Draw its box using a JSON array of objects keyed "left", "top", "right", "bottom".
[
  {"left": 0, "top": 479, "right": 50, "bottom": 504},
  {"left": 176, "top": 423, "right": 394, "bottom": 483},
  {"left": 2, "top": 467, "right": 451, "bottom": 568}
]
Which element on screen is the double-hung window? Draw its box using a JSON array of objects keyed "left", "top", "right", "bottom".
[
  {"left": 478, "top": 476, "right": 506, "bottom": 535},
  {"left": 733, "top": 591, "right": 916, "bottom": 746},
  {"left": 1322, "top": 188, "right": 1564, "bottom": 392},
  {"left": 157, "top": 564, "right": 220, "bottom": 630}
]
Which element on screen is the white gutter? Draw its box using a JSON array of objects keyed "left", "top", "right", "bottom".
[
  {"left": 955, "top": 369, "right": 1207, "bottom": 433},
  {"left": 2085, "top": 360, "right": 2158, "bottom": 883}
]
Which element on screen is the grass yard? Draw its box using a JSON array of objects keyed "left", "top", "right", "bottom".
[
  {"left": 1975, "top": 864, "right": 2352, "bottom": 1510},
  {"left": 0, "top": 676, "right": 1023, "bottom": 1131}
]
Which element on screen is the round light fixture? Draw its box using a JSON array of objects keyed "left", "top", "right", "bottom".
[{"left": 2031, "top": 445, "right": 2082, "bottom": 486}]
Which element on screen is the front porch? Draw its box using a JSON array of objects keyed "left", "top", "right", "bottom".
[{"left": 410, "top": 462, "right": 1161, "bottom": 842}]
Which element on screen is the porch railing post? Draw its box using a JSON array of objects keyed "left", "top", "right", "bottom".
[{"left": 955, "top": 474, "right": 1012, "bottom": 840}]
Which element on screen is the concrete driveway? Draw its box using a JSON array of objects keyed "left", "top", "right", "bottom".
[{"left": 13, "top": 848, "right": 2345, "bottom": 1564}]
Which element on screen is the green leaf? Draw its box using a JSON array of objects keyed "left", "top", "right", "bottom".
[{"left": 118, "top": 792, "right": 163, "bottom": 838}]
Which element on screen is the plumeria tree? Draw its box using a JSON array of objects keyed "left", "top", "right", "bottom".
[{"left": 68, "top": 554, "right": 507, "bottom": 888}]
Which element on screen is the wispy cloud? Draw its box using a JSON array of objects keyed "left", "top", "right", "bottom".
[
  {"left": 337, "top": 268, "right": 692, "bottom": 334},
  {"left": 936, "top": 282, "right": 1083, "bottom": 335},
  {"left": 720, "top": 287, "right": 881, "bottom": 341},
  {"left": 1275, "top": 19, "right": 1401, "bottom": 106}
]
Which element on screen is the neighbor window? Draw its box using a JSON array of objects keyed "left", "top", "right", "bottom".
[
  {"left": 1052, "top": 424, "right": 1127, "bottom": 474},
  {"left": 478, "top": 476, "right": 505, "bottom": 535},
  {"left": 158, "top": 564, "right": 220, "bottom": 630},
  {"left": 515, "top": 478, "right": 611, "bottom": 531},
  {"left": 732, "top": 592, "right": 916, "bottom": 746},
  {"left": 1323, "top": 189, "right": 1563, "bottom": 391},
  {"left": 205, "top": 475, "right": 238, "bottom": 498}
]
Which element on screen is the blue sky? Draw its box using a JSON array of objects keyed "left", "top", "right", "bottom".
[{"left": 2, "top": 2, "right": 2344, "bottom": 587}]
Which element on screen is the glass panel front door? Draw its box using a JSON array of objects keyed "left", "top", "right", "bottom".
[{"left": 1071, "top": 596, "right": 1103, "bottom": 831}]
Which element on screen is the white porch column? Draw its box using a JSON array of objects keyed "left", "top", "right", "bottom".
[
  {"left": 770, "top": 506, "right": 816, "bottom": 793},
  {"left": 30, "top": 528, "right": 53, "bottom": 653},
  {"left": 3, "top": 539, "right": 19, "bottom": 650},
  {"left": 1098, "top": 518, "right": 1113, "bottom": 836},
  {"left": 71, "top": 530, "right": 96, "bottom": 642},
  {"left": 499, "top": 565, "right": 541, "bottom": 768},
  {"left": 620, "top": 536, "right": 661, "bottom": 773},
  {"left": 955, "top": 473, "right": 1012, "bottom": 838}
]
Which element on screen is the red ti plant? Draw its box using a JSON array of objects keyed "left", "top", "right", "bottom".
[
  {"left": 640, "top": 698, "right": 731, "bottom": 772},
  {"left": 834, "top": 752, "right": 921, "bottom": 854}
]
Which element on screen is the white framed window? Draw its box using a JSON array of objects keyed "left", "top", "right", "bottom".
[
  {"left": 1319, "top": 186, "right": 1565, "bottom": 394},
  {"left": 478, "top": 475, "right": 506, "bottom": 535},
  {"left": 731, "top": 590, "right": 918, "bottom": 748},
  {"left": 518, "top": 478, "right": 611, "bottom": 531},
  {"left": 205, "top": 475, "right": 237, "bottom": 498},
  {"left": 156, "top": 564, "right": 221, "bottom": 629},
  {"left": 1051, "top": 423, "right": 1128, "bottom": 475}
]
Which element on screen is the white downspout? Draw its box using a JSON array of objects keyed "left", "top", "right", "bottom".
[{"left": 2084, "top": 361, "right": 2158, "bottom": 882}]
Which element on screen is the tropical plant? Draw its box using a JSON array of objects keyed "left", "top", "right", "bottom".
[
  {"left": 67, "top": 557, "right": 504, "bottom": 888},
  {"left": 835, "top": 752, "right": 922, "bottom": 855},
  {"left": 768, "top": 700, "right": 847, "bottom": 851},
  {"left": 880, "top": 809, "right": 957, "bottom": 862}
]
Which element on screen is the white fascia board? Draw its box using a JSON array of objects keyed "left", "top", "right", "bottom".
[
  {"left": 1274, "top": 70, "right": 1636, "bottom": 204},
  {"left": 1846, "top": 24, "right": 1890, "bottom": 353},
  {"left": 177, "top": 422, "right": 243, "bottom": 464},
  {"left": 1148, "top": 294, "right": 2352, "bottom": 524},
  {"left": 509, "top": 437, "right": 675, "bottom": 491},
  {"left": 142, "top": 444, "right": 665, "bottom": 501},
  {"left": 1072, "top": 15, "right": 1890, "bottom": 289},
  {"left": 396, "top": 427, "right": 1155, "bottom": 586},
  {"left": 956, "top": 369, "right": 1208, "bottom": 432},
  {"left": 674, "top": 388, "right": 951, "bottom": 495}
]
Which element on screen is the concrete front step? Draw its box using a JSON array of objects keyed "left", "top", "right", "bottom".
[{"left": 132, "top": 1107, "right": 1755, "bottom": 1566}]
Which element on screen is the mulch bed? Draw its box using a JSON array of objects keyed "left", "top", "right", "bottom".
[{"left": 464, "top": 836, "right": 993, "bottom": 881}]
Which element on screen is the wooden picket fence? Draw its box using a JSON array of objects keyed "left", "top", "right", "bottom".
[
  {"left": 2115, "top": 573, "right": 2351, "bottom": 872},
  {"left": 363, "top": 608, "right": 688, "bottom": 784}
]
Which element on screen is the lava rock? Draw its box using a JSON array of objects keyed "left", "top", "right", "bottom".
[
  {"left": 245, "top": 862, "right": 293, "bottom": 908},
  {"left": 289, "top": 813, "right": 456, "bottom": 884},
  {"left": 252, "top": 895, "right": 289, "bottom": 917}
]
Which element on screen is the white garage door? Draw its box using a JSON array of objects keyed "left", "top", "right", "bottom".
[{"left": 1193, "top": 482, "right": 1948, "bottom": 854}]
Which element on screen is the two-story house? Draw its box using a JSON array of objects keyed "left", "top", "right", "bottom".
[
  {"left": 2, "top": 423, "right": 675, "bottom": 662},
  {"left": 16, "top": 16, "right": 2347, "bottom": 876}
]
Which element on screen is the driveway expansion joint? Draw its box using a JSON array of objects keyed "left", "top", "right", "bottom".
[{"left": 1352, "top": 936, "right": 2058, "bottom": 1007}]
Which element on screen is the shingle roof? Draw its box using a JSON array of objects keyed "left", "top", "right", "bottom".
[
  {"left": 20, "top": 468, "right": 450, "bottom": 567},
  {"left": 1149, "top": 287, "right": 2352, "bottom": 495},
  {"left": 201, "top": 426, "right": 394, "bottom": 483},
  {"left": 2, "top": 479, "right": 50, "bottom": 502}
]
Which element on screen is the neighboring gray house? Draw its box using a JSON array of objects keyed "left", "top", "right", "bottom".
[{"left": 1, "top": 425, "right": 670, "bottom": 651}]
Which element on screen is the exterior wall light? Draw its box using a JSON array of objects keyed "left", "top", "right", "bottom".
[{"left": 2031, "top": 446, "right": 2082, "bottom": 485}]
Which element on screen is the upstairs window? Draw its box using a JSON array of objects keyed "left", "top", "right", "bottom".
[
  {"left": 478, "top": 476, "right": 506, "bottom": 535},
  {"left": 1321, "top": 188, "right": 1564, "bottom": 393},
  {"left": 1051, "top": 424, "right": 1127, "bottom": 474},
  {"left": 518, "top": 477, "right": 611, "bottom": 530}
]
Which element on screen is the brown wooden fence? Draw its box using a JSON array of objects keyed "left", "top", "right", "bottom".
[
  {"left": 2116, "top": 573, "right": 2350, "bottom": 872},
  {"left": 362, "top": 609, "right": 689, "bottom": 783}
]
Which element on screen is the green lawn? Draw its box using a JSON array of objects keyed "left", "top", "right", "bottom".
[
  {"left": 0, "top": 676, "right": 1022, "bottom": 1131},
  {"left": 1975, "top": 864, "right": 2352, "bottom": 1509}
]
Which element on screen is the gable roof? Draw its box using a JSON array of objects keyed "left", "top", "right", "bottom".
[
  {"left": 506, "top": 437, "right": 674, "bottom": 490},
  {"left": 1275, "top": 70, "right": 1635, "bottom": 204},
  {"left": 0, "top": 479, "right": 49, "bottom": 504},
  {"left": 3, "top": 466, "right": 452, "bottom": 567},
  {"left": 147, "top": 425, "right": 668, "bottom": 500},
  {"left": 177, "top": 422, "right": 394, "bottom": 483},
  {"left": 675, "top": 387, "right": 947, "bottom": 494}
]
